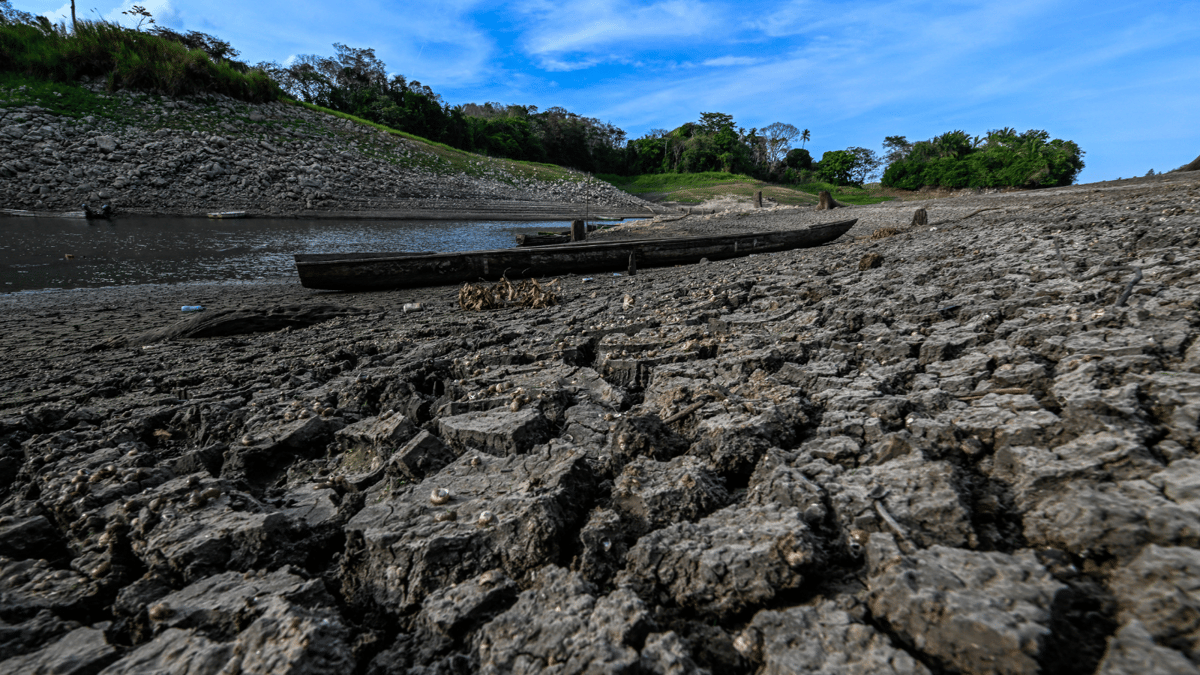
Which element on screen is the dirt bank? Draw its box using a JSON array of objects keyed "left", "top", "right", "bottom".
[
  {"left": 0, "top": 91, "right": 658, "bottom": 219},
  {"left": 1, "top": 171, "right": 1199, "bottom": 674}
]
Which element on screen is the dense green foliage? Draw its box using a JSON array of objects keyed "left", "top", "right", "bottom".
[
  {"left": 265, "top": 47, "right": 626, "bottom": 173},
  {"left": 0, "top": 14, "right": 280, "bottom": 102},
  {"left": 881, "top": 128, "right": 1085, "bottom": 189}
]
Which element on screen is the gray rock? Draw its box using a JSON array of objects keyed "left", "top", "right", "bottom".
[
  {"left": 736, "top": 601, "right": 931, "bottom": 675},
  {"left": 96, "top": 136, "right": 118, "bottom": 153},
  {"left": 866, "top": 533, "right": 1065, "bottom": 675},
  {"left": 478, "top": 566, "right": 652, "bottom": 675}
]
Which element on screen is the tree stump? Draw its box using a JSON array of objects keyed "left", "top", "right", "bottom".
[
  {"left": 911, "top": 208, "right": 928, "bottom": 227},
  {"left": 628, "top": 251, "right": 637, "bottom": 276},
  {"left": 754, "top": 190, "right": 763, "bottom": 208},
  {"left": 571, "top": 220, "right": 587, "bottom": 242},
  {"left": 817, "top": 191, "right": 841, "bottom": 210}
]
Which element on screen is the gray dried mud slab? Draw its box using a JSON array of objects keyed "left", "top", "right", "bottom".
[
  {"left": 341, "top": 450, "right": 594, "bottom": 612},
  {"left": 0, "top": 626, "right": 117, "bottom": 675},
  {"left": 617, "top": 503, "right": 820, "bottom": 618},
  {"left": 736, "top": 601, "right": 931, "bottom": 674},
  {"left": 478, "top": 566, "right": 652, "bottom": 675},
  {"left": 438, "top": 407, "right": 551, "bottom": 456},
  {"left": 866, "top": 533, "right": 1065, "bottom": 674}
]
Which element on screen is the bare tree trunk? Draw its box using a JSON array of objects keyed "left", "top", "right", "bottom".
[
  {"left": 754, "top": 190, "right": 762, "bottom": 208},
  {"left": 911, "top": 208, "right": 928, "bottom": 227},
  {"left": 71, "top": 0, "right": 77, "bottom": 33},
  {"left": 570, "top": 220, "right": 587, "bottom": 242}
]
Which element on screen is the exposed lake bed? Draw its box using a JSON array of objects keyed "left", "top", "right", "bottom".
[{"left": 2, "top": 173, "right": 1200, "bottom": 673}]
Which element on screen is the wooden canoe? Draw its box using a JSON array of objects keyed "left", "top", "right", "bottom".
[
  {"left": 294, "top": 218, "right": 856, "bottom": 291},
  {"left": 516, "top": 233, "right": 572, "bottom": 247}
]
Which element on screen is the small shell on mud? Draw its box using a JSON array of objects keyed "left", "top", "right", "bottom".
[
  {"left": 509, "top": 399, "right": 522, "bottom": 412},
  {"left": 148, "top": 602, "right": 173, "bottom": 621},
  {"left": 200, "top": 487, "right": 222, "bottom": 501},
  {"left": 847, "top": 529, "right": 869, "bottom": 556},
  {"left": 148, "top": 498, "right": 164, "bottom": 512},
  {"left": 430, "top": 488, "right": 451, "bottom": 505},
  {"left": 477, "top": 510, "right": 495, "bottom": 527},
  {"left": 187, "top": 492, "right": 206, "bottom": 509},
  {"left": 601, "top": 538, "right": 613, "bottom": 552},
  {"left": 186, "top": 475, "right": 201, "bottom": 488},
  {"left": 470, "top": 456, "right": 481, "bottom": 467},
  {"left": 240, "top": 435, "right": 254, "bottom": 446},
  {"left": 434, "top": 510, "right": 457, "bottom": 523},
  {"left": 90, "top": 561, "right": 112, "bottom": 578}
]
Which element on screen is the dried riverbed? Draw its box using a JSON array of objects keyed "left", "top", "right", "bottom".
[{"left": 2, "top": 172, "right": 1200, "bottom": 674}]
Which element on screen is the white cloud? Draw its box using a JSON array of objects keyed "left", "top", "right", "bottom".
[{"left": 701, "top": 56, "right": 761, "bottom": 67}]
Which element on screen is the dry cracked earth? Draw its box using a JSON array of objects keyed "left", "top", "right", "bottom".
[{"left": 1, "top": 172, "right": 1199, "bottom": 674}]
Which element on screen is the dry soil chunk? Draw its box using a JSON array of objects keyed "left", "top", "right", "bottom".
[
  {"left": 342, "top": 450, "right": 593, "bottom": 612},
  {"left": 1095, "top": 620, "right": 1200, "bottom": 675},
  {"left": 736, "top": 601, "right": 930, "bottom": 675},
  {"left": 438, "top": 407, "right": 550, "bottom": 456},
  {"left": 617, "top": 503, "right": 819, "bottom": 618},
  {"left": 478, "top": 566, "right": 652, "bottom": 675},
  {"left": 1109, "top": 545, "right": 1200, "bottom": 659},
  {"left": 612, "top": 455, "right": 729, "bottom": 536},
  {"left": 0, "top": 626, "right": 117, "bottom": 675},
  {"left": 866, "top": 533, "right": 1065, "bottom": 675},
  {"left": 148, "top": 567, "right": 331, "bottom": 638}
]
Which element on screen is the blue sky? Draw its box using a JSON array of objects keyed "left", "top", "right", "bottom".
[{"left": 20, "top": 0, "right": 1200, "bottom": 183}]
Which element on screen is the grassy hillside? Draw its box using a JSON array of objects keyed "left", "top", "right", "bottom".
[{"left": 597, "top": 172, "right": 895, "bottom": 206}]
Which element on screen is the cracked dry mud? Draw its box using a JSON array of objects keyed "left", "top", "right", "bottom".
[{"left": 1, "top": 171, "right": 1199, "bottom": 674}]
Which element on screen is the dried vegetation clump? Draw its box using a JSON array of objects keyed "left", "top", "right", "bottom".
[{"left": 458, "top": 277, "right": 561, "bottom": 311}]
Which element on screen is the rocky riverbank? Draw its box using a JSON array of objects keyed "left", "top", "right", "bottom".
[
  {"left": 0, "top": 87, "right": 655, "bottom": 218},
  {"left": 1, "top": 171, "right": 1199, "bottom": 674}
]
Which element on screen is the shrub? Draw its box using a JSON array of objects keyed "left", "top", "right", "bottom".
[
  {"left": 0, "top": 19, "right": 280, "bottom": 102},
  {"left": 882, "top": 128, "right": 1084, "bottom": 189}
]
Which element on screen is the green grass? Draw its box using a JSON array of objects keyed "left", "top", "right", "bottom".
[
  {"left": 0, "top": 71, "right": 123, "bottom": 117},
  {"left": 598, "top": 172, "right": 896, "bottom": 206},
  {"left": 295, "top": 100, "right": 585, "bottom": 183},
  {"left": 0, "top": 19, "right": 280, "bottom": 102}
]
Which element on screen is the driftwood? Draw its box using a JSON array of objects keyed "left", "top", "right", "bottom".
[
  {"left": 570, "top": 220, "right": 587, "bottom": 242},
  {"left": 754, "top": 190, "right": 763, "bottom": 208}
]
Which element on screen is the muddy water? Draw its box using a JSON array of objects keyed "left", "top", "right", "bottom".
[{"left": 0, "top": 216, "right": 576, "bottom": 292}]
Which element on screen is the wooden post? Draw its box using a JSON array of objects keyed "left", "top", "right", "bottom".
[
  {"left": 754, "top": 190, "right": 762, "bottom": 208},
  {"left": 911, "top": 208, "right": 928, "bottom": 227},
  {"left": 571, "top": 219, "right": 587, "bottom": 242},
  {"left": 628, "top": 251, "right": 637, "bottom": 276}
]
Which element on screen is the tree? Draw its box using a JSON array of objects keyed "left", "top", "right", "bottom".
[
  {"left": 882, "top": 135, "right": 911, "bottom": 165},
  {"left": 784, "top": 148, "right": 812, "bottom": 170},
  {"left": 121, "top": 4, "right": 155, "bottom": 30},
  {"left": 800, "top": 128, "right": 810, "bottom": 148},
  {"left": 0, "top": 0, "right": 36, "bottom": 24},
  {"left": 761, "top": 122, "right": 800, "bottom": 172},
  {"left": 817, "top": 150, "right": 856, "bottom": 186},
  {"left": 847, "top": 147, "right": 883, "bottom": 184}
]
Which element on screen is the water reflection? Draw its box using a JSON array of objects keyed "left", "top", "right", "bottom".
[{"left": 0, "top": 216, "right": 579, "bottom": 292}]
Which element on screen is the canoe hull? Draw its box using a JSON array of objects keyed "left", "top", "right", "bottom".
[{"left": 295, "top": 219, "right": 856, "bottom": 291}]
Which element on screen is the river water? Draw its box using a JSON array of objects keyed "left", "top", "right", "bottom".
[{"left": 0, "top": 216, "right": 579, "bottom": 293}]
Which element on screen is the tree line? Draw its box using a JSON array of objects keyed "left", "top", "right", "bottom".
[{"left": 0, "top": 5, "right": 1087, "bottom": 190}]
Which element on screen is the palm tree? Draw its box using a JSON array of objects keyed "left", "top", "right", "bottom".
[{"left": 800, "top": 129, "right": 811, "bottom": 148}]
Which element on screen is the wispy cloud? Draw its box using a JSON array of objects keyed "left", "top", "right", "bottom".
[{"left": 701, "top": 56, "right": 762, "bottom": 67}]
